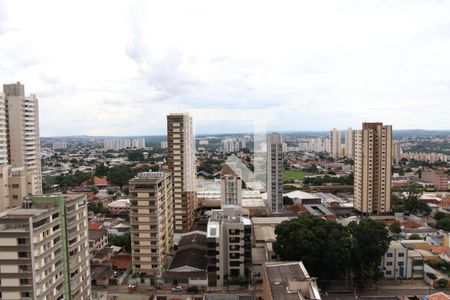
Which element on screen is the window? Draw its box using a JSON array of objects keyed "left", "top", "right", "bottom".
[
  {"left": 17, "top": 238, "right": 26, "bottom": 245},
  {"left": 386, "top": 271, "right": 392, "bottom": 275},
  {"left": 20, "top": 279, "right": 29, "bottom": 285},
  {"left": 18, "top": 252, "right": 28, "bottom": 258},
  {"left": 398, "top": 253, "right": 405, "bottom": 257},
  {"left": 386, "top": 262, "right": 393, "bottom": 266},
  {"left": 398, "top": 262, "right": 404, "bottom": 266},
  {"left": 386, "top": 253, "right": 393, "bottom": 257}
]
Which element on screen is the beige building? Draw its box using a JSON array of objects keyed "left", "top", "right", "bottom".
[
  {"left": 393, "top": 141, "right": 402, "bottom": 165},
  {"left": 167, "top": 113, "right": 197, "bottom": 233},
  {"left": 4, "top": 82, "right": 42, "bottom": 196},
  {"left": 29, "top": 193, "right": 91, "bottom": 300},
  {"left": 267, "top": 133, "right": 283, "bottom": 214},
  {"left": 129, "top": 172, "right": 174, "bottom": 278},
  {"left": 0, "top": 82, "right": 42, "bottom": 212},
  {"left": 0, "top": 207, "right": 65, "bottom": 300},
  {"left": 421, "top": 168, "right": 448, "bottom": 191},
  {"left": 330, "top": 128, "right": 341, "bottom": 159},
  {"left": 354, "top": 122, "right": 392, "bottom": 214},
  {"left": 0, "top": 194, "right": 91, "bottom": 300},
  {"left": 345, "top": 127, "right": 354, "bottom": 158}
]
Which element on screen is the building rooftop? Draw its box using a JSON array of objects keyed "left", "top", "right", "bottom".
[
  {"left": 264, "top": 261, "right": 321, "bottom": 300},
  {"left": 168, "top": 248, "right": 207, "bottom": 272}
]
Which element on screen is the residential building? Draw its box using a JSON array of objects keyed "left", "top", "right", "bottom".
[
  {"left": 129, "top": 172, "right": 174, "bottom": 278},
  {"left": 421, "top": 169, "right": 448, "bottom": 191},
  {"left": 107, "top": 198, "right": 130, "bottom": 216},
  {"left": 220, "top": 165, "right": 242, "bottom": 206},
  {"left": 104, "top": 138, "right": 145, "bottom": 150},
  {"left": 206, "top": 170, "right": 252, "bottom": 287},
  {"left": 345, "top": 127, "right": 354, "bottom": 158},
  {"left": 262, "top": 261, "right": 321, "bottom": 300},
  {"left": 167, "top": 113, "right": 197, "bottom": 233},
  {"left": 266, "top": 133, "right": 283, "bottom": 214},
  {"left": 393, "top": 141, "right": 402, "bottom": 165},
  {"left": 380, "top": 241, "right": 425, "bottom": 279},
  {"left": 89, "top": 227, "right": 109, "bottom": 257},
  {"left": 52, "top": 141, "right": 67, "bottom": 150},
  {"left": 0, "top": 207, "right": 65, "bottom": 300},
  {"left": 29, "top": 193, "right": 91, "bottom": 300},
  {"left": 354, "top": 122, "right": 392, "bottom": 214},
  {"left": 0, "top": 82, "right": 42, "bottom": 210},
  {"left": 206, "top": 205, "right": 252, "bottom": 287},
  {"left": 330, "top": 128, "right": 341, "bottom": 159}
]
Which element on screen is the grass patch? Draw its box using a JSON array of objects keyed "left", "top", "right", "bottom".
[{"left": 283, "top": 170, "right": 308, "bottom": 183}]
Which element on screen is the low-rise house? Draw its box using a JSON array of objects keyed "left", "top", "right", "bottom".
[
  {"left": 107, "top": 199, "right": 130, "bottom": 216},
  {"left": 89, "top": 228, "right": 109, "bottom": 257}
]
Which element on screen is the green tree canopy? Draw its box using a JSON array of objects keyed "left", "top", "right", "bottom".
[
  {"left": 95, "top": 163, "right": 109, "bottom": 177},
  {"left": 434, "top": 211, "right": 449, "bottom": 221},
  {"left": 409, "top": 234, "right": 422, "bottom": 240},
  {"left": 107, "top": 165, "right": 134, "bottom": 190},
  {"left": 348, "top": 219, "right": 391, "bottom": 288},
  {"left": 436, "top": 217, "right": 450, "bottom": 232},
  {"left": 389, "top": 221, "right": 402, "bottom": 234},
  {"left": 273, "top": 215, "right": 352, "bottom": 281}
]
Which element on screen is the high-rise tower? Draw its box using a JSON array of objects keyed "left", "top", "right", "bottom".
[
  {"left": 354, "top": 122, "right": 392, "bottom": 214},
  {"left": 167, "top": 113, "right": 197, "bottom": 233},
  {"left": 267, "top": 133, "right": 283, "bottom": 214}
]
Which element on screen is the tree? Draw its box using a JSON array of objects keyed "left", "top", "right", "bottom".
[
  {"left": 273, "top": 215, "right": 352, "bottom": 281},
  {"left": 282, "top": 196, "right": 293, "bottom": 205},
  {"left": 107, "top": 165, "right": 134, "bottom": 190},
  {"left": 438, "top": 278, "right": 448, "bottom": 288},
  {"left": 409, "top": 234, "right": 422, "bottom": 240},
  {"left": 95, "top": 163, "right": 109, "bottom": 177},
  {"left": 434, "top": 211, "right": 449, "bottom": 221},
  {"left": 436, "top": 217, "right": 450, "bottom": 232},
  {"left": 108, "top": 233, "right": 131, "bottom": 252},
  {"left": 348, "top": 219, "right": 391, "bottom": 288},
  {"left": 389, "top": 221, "right": 402, "bottom": 234}
]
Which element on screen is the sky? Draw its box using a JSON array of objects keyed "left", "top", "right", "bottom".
[{"left": 0, "top": 0, "right": 449, "bottom": 136}]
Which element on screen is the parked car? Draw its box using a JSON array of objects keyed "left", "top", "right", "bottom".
[{"left": 171, "top": 286, "right": 183, "bottom": 292}]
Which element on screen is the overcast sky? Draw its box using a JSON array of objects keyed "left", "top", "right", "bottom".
[{"left": 0, "top": 0, "right": 449, "bottom": 136}]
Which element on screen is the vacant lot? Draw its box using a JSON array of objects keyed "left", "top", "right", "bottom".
[{"left": 283, "top": 170, "right": 308, "bottom": 183}]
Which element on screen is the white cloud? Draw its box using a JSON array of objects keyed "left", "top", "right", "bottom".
[{"left": 0, "top": 0, "right": 449, "bottom": 136}]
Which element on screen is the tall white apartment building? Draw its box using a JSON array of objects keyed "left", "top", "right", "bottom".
[
  {"left": 4, "top": 83, "right": 42, "bottom": 196},
  {"left": 131, "top": 138, "right": 145, "bottom": 149},
  {"left": 0, "top": 82, "right": 42, "bottom": 211},
  {"left": 129, "top": 172, "right": 173, "bottom": 278},
  {"left": 345, "top": 127, "right": 354, "bottom": 158},
  {"left": 393, "top": 141, "right": 402, "bottom": 165},
  {"left": 330, "top": 128, "right": 341, "bottom": 159},
  {"left": 354, "top": 122, "right": 392, "bottom": 214},
  {"left": 167, "top": 113, "right": 197, "bottom": 233},
  {"left": 0, "top": 93, "right": 9, "bottom": 212},
  {"left": 52, "top": 141, "right": 67, "bottom": 150},
  {"left": 267, "top": 133, "right": 283, "bottom": 214}
]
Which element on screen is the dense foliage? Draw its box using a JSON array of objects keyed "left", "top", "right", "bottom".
[
  {"left": 274, "top": 216, "right": 390, "bottom": 288},
  {"left": 391, "top": 185, "right": 431, "bottom": 216},
  {"left": 303, "top": 173, "right": 354, "bottom": 186},
  {"left": 108, "top": 233, "right": 131, "bottom": 252},
  {"left": 389, "top": 221, "right": 401, "bottom": 234},
  {"left": 107, "top": 166, "right": 135, "bottom": 190},
  {"left": 273, "top": 216, "right": 352, "bottom": 281}
]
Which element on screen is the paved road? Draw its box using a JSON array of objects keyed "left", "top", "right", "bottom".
[{"left": 323, "top": 288, "right": 437, "bottom": 300}]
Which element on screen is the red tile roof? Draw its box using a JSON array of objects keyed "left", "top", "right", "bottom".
[
  {"left": 93, "top": 176, "right": 108, "bottom": 185},
  {"left": 88, "top": 223, "right": 102, "bottom": 230},
  {"left": 111, "top": 254, "right": 131, "bottom": 270}
]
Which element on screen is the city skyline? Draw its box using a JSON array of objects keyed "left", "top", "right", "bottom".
[{"left": 1, "top": 1, "right": 450, "bottom": 136}]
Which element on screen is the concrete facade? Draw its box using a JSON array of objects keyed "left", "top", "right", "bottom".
[
  {"left": 354, "top": 122, "right": 392, "bottom": 214},
  {"left": 129, "top": 172, "right": 174, "bottom": 278},
  {"left": 167, "top": 113, "right": 197, "bottom": 233},
  {"left": 266, "top": 133, "right": 283, "bottom": 214}
]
